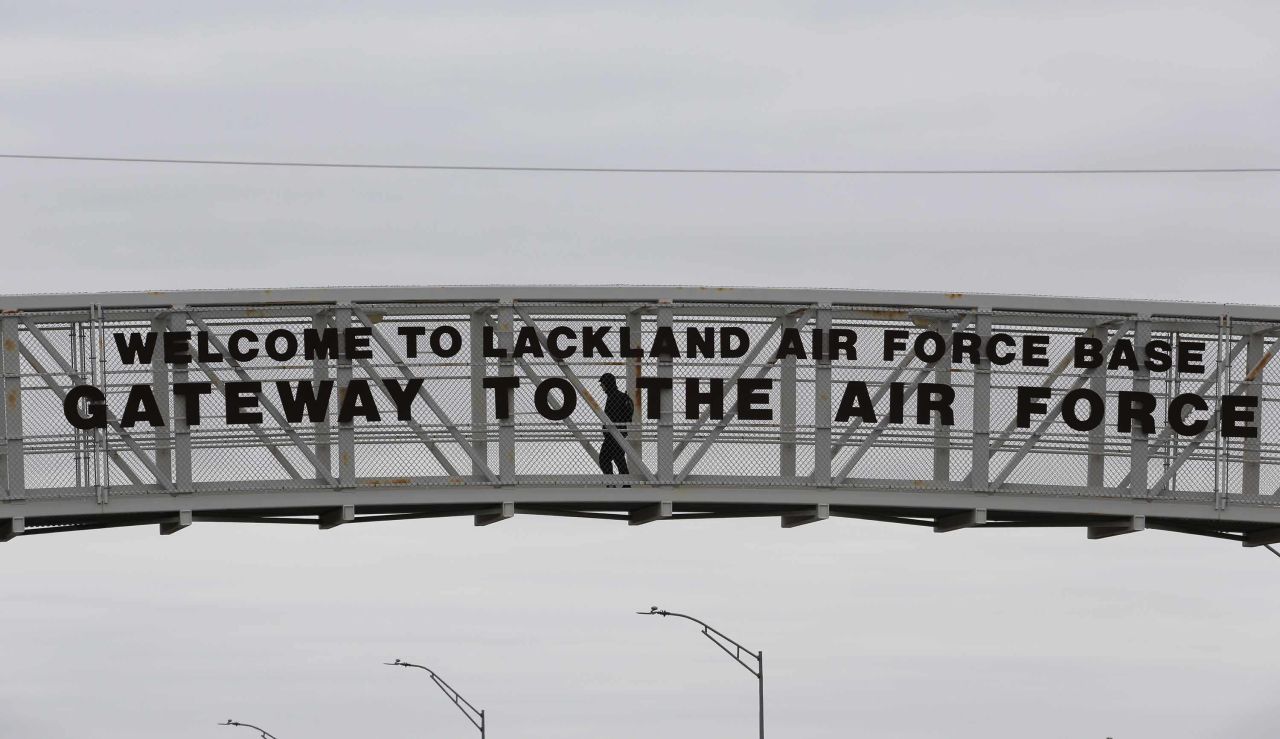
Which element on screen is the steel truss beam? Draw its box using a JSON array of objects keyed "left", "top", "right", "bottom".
[
  {"left": 831, "top": 313, "right": 975, "bottom": 485},
  {"left": 351, "top": 305, "right": 498, "bottom": 483},
  {"left": 511, "top": 306, "right": 657, "bottom": 483},
  {"left": 990, "top": 322, "right": 1133, "bottom": 488},
  {"left": 674, "top": 308, "right": 813, "bottom": 483},
  {"left": 20, "top": 317, "right": 170, "bottom": 489},
  {"left": 186, "top": 313, "right": 336, "bottom": 486},
  {"left": 1145, "top": 333, "right": 1280, "bottom": 497},
  {"left": 483, "top": 316, "right": 600, "bottom": 466}
]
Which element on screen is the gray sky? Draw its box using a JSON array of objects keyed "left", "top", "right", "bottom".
[{"left": 3, "top": 2, "right": 1280, "bottom": 737}]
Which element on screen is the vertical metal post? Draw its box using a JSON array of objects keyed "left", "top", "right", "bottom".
[
  {"left": 0, "top": 320, "right": 8, "bottom": 500},
  {"left": 151, "top": 313, "right": 174, "bottom": 488},
  {"left": 932, "top": 318, "right": 952, "bottom": 483},
  {"left": 498, "top": 301, "right": 515, "bottom": 485},
  {"left": 657, "top": 302, "right": 674, "bottom": 485},
  {"left": 779, "top": 311, "right": 797, "bottom": 480},
  {"left": 626, "top": 307, "right": 645, "bottom": 467},
  {"left": 971, "top": 309, "right": 992, "bottom": 490},
  {"left": 1243, "top": 330, "right": 1263, "bottom": 497},
  {"left": 758, "top": 650, "right": 765, "bottom": 739},
  {"left": 171, "top": 311, "right": 193, "bottom": 493},
  {"left": 1087, "top": 325, "right": 1107, "bottom": 489},
  {"left": 1215, "top": 315, "right": 1229, "bottom": 509},
  {"left": 87, "top": 305, "right": 104, "bottom": 499},
  {"left": 76, "top": 320, "right": 91, "bottom": 488},
  {"left": 1130, "top": 316, "right": 1151, "bottom": 497},
  {"left": 313, "top": 310, "right": 332, "bottom": 484},
  {"left": 813, "top": 305, "right": 832, "bottom": 486},
  {"left": 69, "top": 322, "right": 81, "bottom": 490},
  {"left": 97, "top": 304, "right": 110, "bottom": 501},
  {"left": 0, "top": 315, "right": 23, "bottom": 500},
  {"left": 470, "top": 308, "right": 490, "bottom": 481},
  {"left": 335, "top": 307, "right": 355, "bottom": 488}
]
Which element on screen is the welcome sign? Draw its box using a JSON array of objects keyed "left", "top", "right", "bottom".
[{"left": 64, "top": 322, "right": 1259, "bottom": 438}]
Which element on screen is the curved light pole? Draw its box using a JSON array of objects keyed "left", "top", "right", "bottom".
[
  {"left": 386, "top": 659, "right": 486, "bottom": 738},
  {"left": 219, "top": 719, "right": 279, "bottom": 739},
  {"left": 637, "top": 606, "right": 764, "bottom": 739}
]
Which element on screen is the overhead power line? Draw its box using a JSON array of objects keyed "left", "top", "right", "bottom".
[{"left": 2, "top": 153, "right": 1279, "bottom": 175}]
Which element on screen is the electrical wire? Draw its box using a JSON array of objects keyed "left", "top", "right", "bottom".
[{"left": 2, "top": 153, "right": 1279, "bottom": 175}]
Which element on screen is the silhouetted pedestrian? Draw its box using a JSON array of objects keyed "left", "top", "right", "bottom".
[{"left": 597, "top": 372, "right": 633, "bottom": 481}]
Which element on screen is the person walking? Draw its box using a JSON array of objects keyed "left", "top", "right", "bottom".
[{"left": 597, "top": 372, "right": 633, "bottom": 483}]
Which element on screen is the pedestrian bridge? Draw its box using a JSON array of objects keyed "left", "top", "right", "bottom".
[{"left": 3, "top": 285, "right": 1280, "bottom": 546}]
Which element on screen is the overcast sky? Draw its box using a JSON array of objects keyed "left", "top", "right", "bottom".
[{"left": 3, "top": 2, "right": 1280, "bottom": 737}]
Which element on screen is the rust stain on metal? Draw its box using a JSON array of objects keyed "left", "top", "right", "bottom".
[
  {"left": 2, "top": 338, "right": 14, "bottom": 351},
  {"left": 854, "top": 309, "right": 909, "bottom": 320},
  {"left": 244, "top": 308, "right": 267, "bottom": 318},
  {"left": 366, "top": 477, "right": 411, "bottom": 486},
  {"left": 945, "top": 292, "right": 965, "bottom": 300},
  {"left": 1245, "top": 351, "right": 1275, "bottom": 382},
  {"left": 6, "top": 390, "right": 16, "bottom": 408},
  {"left": 365, "top": 311, "right": 385, "bottom": 324}
]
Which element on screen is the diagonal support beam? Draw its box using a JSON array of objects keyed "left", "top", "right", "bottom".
[
  {"left": 512, "top": 306, "right": 657, "bottom": 483},
  {"left": 676, "top": 308, "right": 813, "bottom": 483},
  {"left": 991, "top": 323, "right": 1134, "bottom": 488},
  {"left": 1114, "top": 332, "right": 1250, "bottom": 490},
  {"left": 1147, "top": 335, "right": 1280, "bottom": 497},
  {"left": 673, "top": 311, "right": 793, "bottom": 456},
  {"left": 19, "top": 343, "right": 143, "bottom": 487},
  {"left": 485, "top": 317, "right": 600, "bottom": 464},
  {"left": 19, "top": 321, "right": 167, "bottom": 488},
  {"left": 352, "top": 355, "right": 460, "bottom": 477},
  {"left": 831, "top": 314, "right": 976, "bottom": 485},
  {"left": 351, "top": 306, "right": 498, "bottom": 484},
  {"left": 186, "top": 315, "right": 333, "bottom": 485},
  {"left": 191, "top": 360, "right": 304, "bottom": 480},
  {"left": 989, "top": 321, "right": 1131, "bottom": 455},
  {"left": 830, "top": 340, "right": 917, "bottom": 456}
]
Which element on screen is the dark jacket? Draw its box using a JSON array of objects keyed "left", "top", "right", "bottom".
[{"left": 603, "top": 388, "right": 634, "bottom": 434}]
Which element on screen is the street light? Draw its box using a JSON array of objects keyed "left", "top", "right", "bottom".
[
  {"left": 386, "top": 659, "right": 487, "bottom": 738},
  {"left": 637, "top": 606, "right": 765, "bottom": 739},
  {"left": 219, "top": 719, "right": 279, "bottom": 739}
]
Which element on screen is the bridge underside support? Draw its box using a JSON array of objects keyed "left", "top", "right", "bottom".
[
  {"left": 0, "top": 485, "right": 1274, "bottom": 548},
  {"left": 1087, "top": 515, "right": 1146, "bottom": 540},
  {"left": 934, "top": 508, "right": 987, "bottom": 533},
  {"left": 781, "top": 504, "right": 829, "bottom": 528}
]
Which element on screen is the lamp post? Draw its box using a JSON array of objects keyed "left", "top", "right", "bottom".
[
  {"left": 637, "top": 606, "right": 764, "bottom": 739},
  {"left": 219, "top": 719, "right": 279, "bottom": 739},
  {"left": 386, "top": 659, "right": 486, "bottom": 738}
]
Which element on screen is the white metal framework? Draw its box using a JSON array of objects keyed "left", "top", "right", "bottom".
[{"left": 4, "top": 285, "right": 1280, "bottom": 546}]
